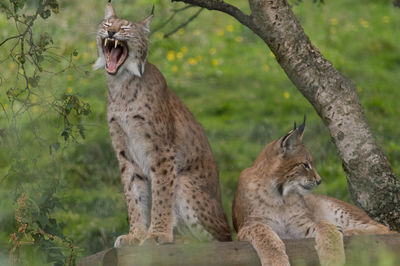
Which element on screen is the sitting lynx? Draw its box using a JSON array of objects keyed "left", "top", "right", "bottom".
[
  {"left": 94, "top": 2, "right": 231, "bottom": 246},
  {"left": 233, "top": 117, "right": 395, "bottom": 266}
]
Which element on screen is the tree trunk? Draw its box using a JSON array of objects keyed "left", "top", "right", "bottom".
[{"left": 173, "top": 0, "right": 400, "bottom": 230}]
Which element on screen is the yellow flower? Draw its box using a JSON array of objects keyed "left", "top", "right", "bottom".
[
  {"left": 33, "top": 106, "right": 39, "bottom": 113},
  {"left": 263, "top": 65, "right": 270, "bottom": 72},
  {"left": 226, "top": 25, "right": 234, "bottom": 32},
  {"left": 8, "top": 62, "right": 15, "bottom": 70},
  {"left": 3, "top": 103, "right": 8, "bottom": 109},
  {"left": 172, "top": 65, "right": 178, "bottom": 72},
  {"left": 67, "top": 74, "right": 72, "bottom": 81},
  {"left": 194, "top": 29, "right": 201, "bottom": 36},
  {"left": 212, "top": 59, "right": 219, "bottom": 66},
  {"left": 269, "top": 51, "right": 275, "bottom": 58},
  {"left": 67, "top": 87, "right": 73, "bottom": 93},
  {"left": 357, "top": 87, "right": 363, "bottom": 92},
  {"left": 283, "top": 92, "right": 290, "bottom": 99},
  {"left": 359, "top": 19, "right": 369, "bottom": 28},
  {"left": 176, "top": 52, "right": 183, "bottom": 60},
  {"left": 235, "top": 36, "right": 243, "bottom": 43},
  {"left": 178, "top": 28, "right": 185, "bottom": 35},
  {"left": 89, "top": 41, "right": 96, "bottom": 48},
  {"left": 216, "top": 29, "right": 224, "bottom": 36},
  {"left": 181, "top": 46, "right": 188, "bottom": 54},
  {"left": 209, "top": 48, "right": 217, "bottom": 55},
  {"left": 382, "top": 16, "right": 390, "bottom": 23},
  {"left": 330, "top": 18, "right": 338, "bottom": 26},
  {"left": 188, "top": 58, "right": 197, "bottom": 65},
  {"left": 167, "top": 51, "right": 175, "bottom": 61},
  {"left": 82, "top": 52, "right": 89, "bottom": 59},
  {"left": 154, "top": 32, "right": 164, "bottom": 39}
]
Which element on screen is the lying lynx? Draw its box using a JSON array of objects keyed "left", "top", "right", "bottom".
[
  {"left": 233, "top": 118, "right": 395, "bottom": 266},
  {"left": 94, "top": 2, "right": 231, "bottom": 246}
]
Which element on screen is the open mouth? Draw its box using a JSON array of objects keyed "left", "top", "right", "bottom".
[{"left": 102, "top": 38, "right": 128, "bottom": 74}]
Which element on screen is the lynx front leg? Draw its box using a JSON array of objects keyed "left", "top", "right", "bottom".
[
  {"left": 237, "top": 222, "right": 289, "bottom": 266},
  {"left": 315, "top": 220, "right": 345, "bottom": 266},
  {"left": 146, "top": 150, "right": 176, "bottom": 244},
  {"left": 114, "top": 166, "right": 150, "bottom": 247},
  {"left": 109, "top": 119, "right": 149, "bottom": 247}
]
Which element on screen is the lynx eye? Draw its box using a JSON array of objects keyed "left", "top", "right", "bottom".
[{"left": 302, "top": 163, "right": 311, "bottom": 170}]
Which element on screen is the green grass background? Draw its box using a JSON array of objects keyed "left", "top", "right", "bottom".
[{"left": 0, "top": 0, "right": 399, "bottom": 263}]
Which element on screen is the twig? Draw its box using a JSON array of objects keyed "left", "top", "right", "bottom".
[
  {"left": 164, "top": 8, "right": 203, "bottom": 38},
  {"left": 151, "top": 5, "right": 195, "bottom": 34},
  {"left": 171, "top": 0, "right": 255, "bottom": 30},
  {"left": 0, "top": 34, "right": 23, "bottom": 47}
]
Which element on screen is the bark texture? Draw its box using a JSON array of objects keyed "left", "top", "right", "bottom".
[
  {"left": 173, "top": 0, "right": 400, "bottom": 230},
  {"left": 78, "top": 235, "right": 400, "bottom": 266}
]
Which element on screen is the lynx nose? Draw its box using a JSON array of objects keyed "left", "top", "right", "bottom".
[
  {"left": 107, "top": 30, "right": 116, "bottom": 38},
  {"left": 316, "top": 178, "right": 322, "bottom": 185}
]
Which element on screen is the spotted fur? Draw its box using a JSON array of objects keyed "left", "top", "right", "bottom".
[
  {"left": 94, "top": 3, "right": 231, "bottom": 246},
  {"left": 233, "top": 120, "right": 395, "bottom": 266}
]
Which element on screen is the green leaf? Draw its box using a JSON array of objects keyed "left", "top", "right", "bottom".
[
  {"left": 40, "top": 9, "right": 51, "bottom": 19},
  {"left": 61, "top": 131, "right": 69, "bottom": 141}
]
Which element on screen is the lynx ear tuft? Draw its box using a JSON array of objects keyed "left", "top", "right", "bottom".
[
  {"left": 280, "top": 119, "right": 305, "bottom": 152},
  {"left": 298, "top": 115, "right": 306, "bottom": 138},
  {"left": 141, "top": 6, "right": 154, "bottom": 33},
  {"left": 105, "top": 2, "right": 117, "bottom": 20}
]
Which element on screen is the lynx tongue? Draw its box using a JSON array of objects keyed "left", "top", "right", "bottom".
[{"left": 106, "top": 46, "right": 123, "bottom": 74}]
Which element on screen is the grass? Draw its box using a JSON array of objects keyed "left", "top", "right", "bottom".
[{"left": 0, "top": 0, "right": 399, "bottom": 263}]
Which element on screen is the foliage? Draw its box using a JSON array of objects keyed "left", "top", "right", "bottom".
[
  {"left": 0, "top": 0, "right": 89, "bottom": 264},
  {"left": 0, "top": 0, "right": 399, "bottom": 265}
]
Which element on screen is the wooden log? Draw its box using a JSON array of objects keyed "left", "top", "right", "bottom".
[{"left": 78, "top": 234, "right": 400, "bottom": 266}]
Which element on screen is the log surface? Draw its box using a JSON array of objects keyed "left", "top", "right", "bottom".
[{"left": 78, "top": 234, "right": 400, "bottom": 266}]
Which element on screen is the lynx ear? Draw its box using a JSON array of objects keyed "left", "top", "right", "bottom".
[
  {"left": 280, "top": 130, "right": 301, "bottom": 152},
  {"left": 105, "top": 2, "right": 117, "bottom": 20},
  {"left": 140, "top": 6, "right": 154, "bottom": 33},
  {"left": 280, "top": 120, "right": 304, "bottom": 152}
]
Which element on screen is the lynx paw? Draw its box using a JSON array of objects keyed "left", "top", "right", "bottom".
[
  {"left": 114, "top": 234, "right": 130, "bottom": 248},
  {"left": 145, "top": 231, "right": 174, "bottom": 245},
  {"left": 315, "top": 221, "right": 345, "bottom": 266},
  {"left": 114, "top": 229, "right": 148, "bottom": 247}
]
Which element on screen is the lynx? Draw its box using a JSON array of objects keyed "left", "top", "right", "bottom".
[
  {"left": 233, "top": 118, "right": 395, "bottom": 266},
  {"left": 94, "top": 2, "right": 231, "bottom": 246}
]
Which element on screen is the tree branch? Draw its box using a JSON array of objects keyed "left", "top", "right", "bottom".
[
  {"left": 0, "top": 34, "right": 23, "bottom": 47},
  {"left": 164, "top": 8, "right": 204, "bottom": 38},
  {"left": 171, "top": 0, "right": 256, "bottom": 30},
  {"left": 151, "top": 5, "right": 195, "bottom": 34}
]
